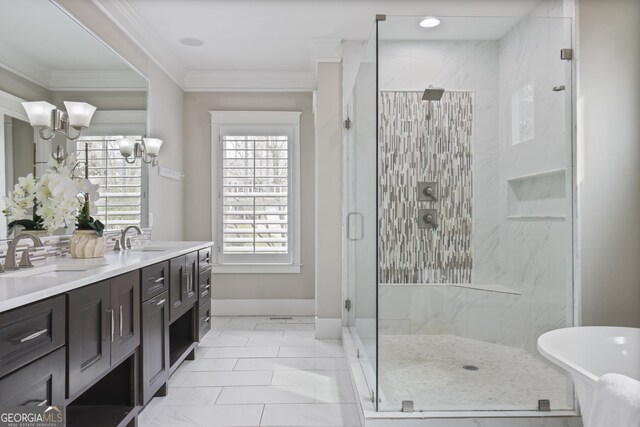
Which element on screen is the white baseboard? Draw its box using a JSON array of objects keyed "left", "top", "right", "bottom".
[
  {"left": 211, "top": 298, "right": 314, "bottom": 316},
  {"left": 315, "top": 317, "right": 342, "bottom": 339}
]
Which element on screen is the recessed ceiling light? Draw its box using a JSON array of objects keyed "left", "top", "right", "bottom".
[
  {"left": 179, "top": 37, "right": 204, "bottom": 47},
  {"left": 419, "top": 17, "right": 441, "bottom": 28}
]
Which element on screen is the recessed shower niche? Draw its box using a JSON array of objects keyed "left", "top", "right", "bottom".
[{"left": 507, "top": 168, "right": 567, "bottom": 220}]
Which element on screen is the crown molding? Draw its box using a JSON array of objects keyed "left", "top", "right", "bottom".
[
  {"left": 91, "top": 0, "right": 186, "bottom": 88},
  {"left": 184, "top": 71, "right": 316, "bottom": 92},
  {"left": 49, "top": 70, "right": 147, "bottom": 91}
]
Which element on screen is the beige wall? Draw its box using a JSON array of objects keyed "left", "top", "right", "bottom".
[
  {"left": 50, "top": 90, "right": 147, "bottom": 111},
  {"left": 315, "top": 63, "right": 343, "bottom": 322},
  {"left": 55, "top": 0, "right": 185, "bottom": 241},
  {"left": 183, "top": 91, "right": 315, "bottom": 300},
  {"left": 0, "top": 68, "right": 51, "bottom": 102},
  {"left": 577, "top": 0, "right": 640, "bottom": 327}
]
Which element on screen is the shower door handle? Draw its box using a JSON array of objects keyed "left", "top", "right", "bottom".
[{"left": 347, "top": 212, "right": 364, "bottom": 241}]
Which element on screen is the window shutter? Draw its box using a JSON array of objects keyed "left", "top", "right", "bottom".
[
  {"left": 221, "top": 135, "right": 289, "bottom": 255},
  {"left": 77, "top": 136, "right": 143, "bottom": 230}
]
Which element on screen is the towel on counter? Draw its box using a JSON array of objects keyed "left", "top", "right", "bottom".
[{"left": 589, "top": 373, "right": 640, "bottom": 427}]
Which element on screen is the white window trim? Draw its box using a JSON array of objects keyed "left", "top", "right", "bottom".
[{"left": 210, "top": 111, "right": 302, "bottom": 274}]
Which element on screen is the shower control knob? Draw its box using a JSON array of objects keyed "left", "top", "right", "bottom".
[
  {"left": 424, "top": 186, "right": 433, "bottom": 195},
  {"left": 424, "top": 214, "right": 433, "bottom": 223}
]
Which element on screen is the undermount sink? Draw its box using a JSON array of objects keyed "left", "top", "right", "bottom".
[
  {"left": 538, "top": 326, "right": 640, "bottom": 425},
  {"left": 0, "top": 263, "right": 108, "bottom": 278}
]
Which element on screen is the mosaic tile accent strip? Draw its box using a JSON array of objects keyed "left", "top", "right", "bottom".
[
  {"left": 379, "top": 91, "right": 473, "bottom": 284},
  {"left": 0, "top": 229, "right": 152, "bottom": 265}
]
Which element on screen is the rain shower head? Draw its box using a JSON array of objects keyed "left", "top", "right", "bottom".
[{"left": 422, "top": 87, "right": 445, "bottom": 101}]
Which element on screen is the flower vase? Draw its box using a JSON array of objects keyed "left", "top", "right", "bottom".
[{"left": 69, "top": 230, "right": 106, "bottom": 259}]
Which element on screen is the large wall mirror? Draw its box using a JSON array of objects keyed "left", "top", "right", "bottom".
[{"left": 0, "top": 0, "right": 148, "bottom": 239}]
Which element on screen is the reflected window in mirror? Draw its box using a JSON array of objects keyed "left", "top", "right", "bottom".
[{"left": 75, "top": 136, "right": 148, "bottom": 230}]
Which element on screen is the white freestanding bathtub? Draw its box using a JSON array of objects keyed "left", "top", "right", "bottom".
[{"left": 538, "top": 327, "right": 640, "bottom": 425}]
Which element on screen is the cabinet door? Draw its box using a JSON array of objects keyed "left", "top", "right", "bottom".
[
  {"left": 111, "top": 271, "right": 140, "bottom": 364},
  {"left": 141, "top": 292, "right": 169, "bottom": 405},
  {"left": 185, "top": 251, "right": 199, "bottom": 308},
  {"left": 67, "top": 280, "right": 111, "bottom": 399},
  {"left": 0, "top": 347, "right": 65, "bottom": 407},
  {"left": 169, "top": 255, "right": 186, "bottom": 322}
]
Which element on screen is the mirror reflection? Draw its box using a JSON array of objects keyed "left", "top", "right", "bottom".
[{"left": 0, "top": 0, "right": 148, "bottom": 239}]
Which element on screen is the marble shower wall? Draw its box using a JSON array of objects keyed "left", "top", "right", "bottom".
[
  {"left": 377, "top": 12, "right": 573, "bottom": 356},
  {"left": 497, "top": 14, "right": 573, "bottom": 353},
  {"left": 378, "top": 39, "right": 501, "bottom": 286},
  {"left": 378, "top": 91, "right": 473, "bottom": 284}
]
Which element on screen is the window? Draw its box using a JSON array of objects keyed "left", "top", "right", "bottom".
[
  {"left": 211, "top": 111, "right": 301, "bottom": 273},
  {"left": 76, "top": 136, "right": 146, "bottom": 230}
]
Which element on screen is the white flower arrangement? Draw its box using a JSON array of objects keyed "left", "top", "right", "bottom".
[{"left": 2, "top": 155, "right": 101, "bottom": 235}]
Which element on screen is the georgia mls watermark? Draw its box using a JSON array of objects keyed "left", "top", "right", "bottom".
[{"left": 0, "top": 406, "right": 64, "bottom": 427}]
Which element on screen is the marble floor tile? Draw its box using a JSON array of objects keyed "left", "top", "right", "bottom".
[
  {"left": 147, "top": 404, "right": 264, "bottom": 427},
  {"left": 175, "top": 370, "right": 273, "bottom": 387},
  {"left": 217, "top": 385, "right": 315, "bottom": 404},
  {"left": 260, "top": 403, "right": 359, "bottom": 426},
  {"left": 139, "top": 316, "right": 358, "bottom": 427}
]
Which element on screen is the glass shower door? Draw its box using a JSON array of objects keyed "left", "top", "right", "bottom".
[
  {"left": 375, "top": 15, "right": 575, "bottom": 413},
  {"left": 346, "top": 27, "right": 378, "bottom": 404}
]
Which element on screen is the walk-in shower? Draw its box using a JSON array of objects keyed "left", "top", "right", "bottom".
[{"left": 344, "top": 11, "right": 575, "bottom": 419}]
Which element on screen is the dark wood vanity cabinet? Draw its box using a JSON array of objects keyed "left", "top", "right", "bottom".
[
  {"left": 141, "top": 292, "right": 169, "bottom": 405},
  {"left": 2, "top": 245, "right": 211, "bottom": 425},
  {"left": 67, "top": 272, "right": 140, "bottom": 399},
  {"left": 169, "top": 253, "right": 198, "bottom": 323}
]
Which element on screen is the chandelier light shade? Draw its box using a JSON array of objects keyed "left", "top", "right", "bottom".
[
  {"left": 143, "top": 138, "right": 163, "bottom": 157},
  {"left": 22, "top": 101, "right": 56, "bottom": 127},
  {"left": 63, "top": 101, "right": 97, "bottom": 128}
]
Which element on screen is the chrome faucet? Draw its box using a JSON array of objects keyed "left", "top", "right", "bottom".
[
  {"left": 3, "top": 234, "right": 43, "bottom": 271},
  {"left": 119, "top": 225, "right": 142, "bottom": 250}
]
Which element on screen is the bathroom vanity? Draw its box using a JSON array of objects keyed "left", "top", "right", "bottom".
[{"left": 0, "top": 241, "right": 213, "bottom": 427}]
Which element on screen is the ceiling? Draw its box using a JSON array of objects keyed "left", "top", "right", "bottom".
[
  {"left": 93, "top": 0, "right": 548, "bottom": 91},
  {"left": 0, "top": 0, "right": 146, "bottom": 90}
]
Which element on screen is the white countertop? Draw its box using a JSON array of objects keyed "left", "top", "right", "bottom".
[{"left": 0, "top": 241, "right": 213, "bottom": 313}]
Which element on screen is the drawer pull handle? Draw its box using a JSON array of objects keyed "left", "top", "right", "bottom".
[
  {"left": 36, "top": 399, "right": 48, "bottom": 406},
  {"left": 107, "top": 309, "right": 115, "bottom": 342},
  {"left": 202, "top": 316, "right": 210, "bottom": 322},
  {"left": 205, "top": 257, "right": 210, "bottom": 263},
  {"left": 154, "top": 277, "right": 164, "bottom": 283},
  {"left": 205, "top": 285, "right": 211, "bottom": 290},
  {"left": 18, "top": 329, "right": 48, "bottom": 343},
  {"left": 156, "top": 299, "right": 166, "bottom": 306},
  {"left": 119, "top": 305, "right": 123, "bottom": 337}
]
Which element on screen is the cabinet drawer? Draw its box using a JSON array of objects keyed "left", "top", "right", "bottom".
[
  {"left": 0, "top": 296, "right": 65, "bottom": 377},
  {"left": 197, "top": 300, "right": 211, "bottom": 341},
  {"left": 198, "top": 269, "right": 212, "bottom": 301},
  {"left": 0, "top": 346, "right": 65, "bottom": 407},
  {"left": 141, "top": 261, "right": 169, "bottom": 302},
  {"left": 198, "top": 247, "right": 212, "bottom": 274}
]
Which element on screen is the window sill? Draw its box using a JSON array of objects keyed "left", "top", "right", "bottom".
[{"left": 211, "top": 264, "right": 301, "bottom": 274}]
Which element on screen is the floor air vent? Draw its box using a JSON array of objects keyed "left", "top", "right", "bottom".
[{"left": 269, "top": 316, "right": 293, "bottom": 320}]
